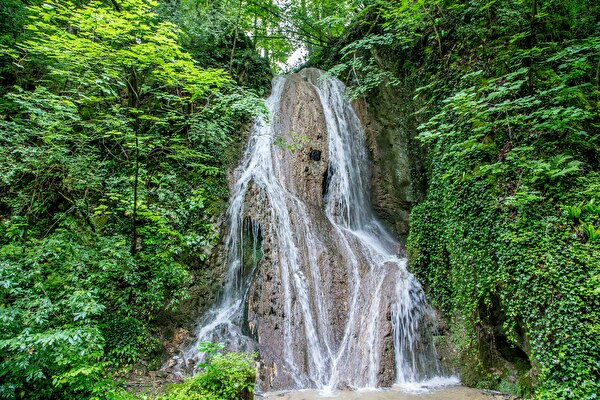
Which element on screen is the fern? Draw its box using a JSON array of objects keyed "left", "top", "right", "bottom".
[{"left": 580, "top": 222, "right": 600, "bottom": 242}]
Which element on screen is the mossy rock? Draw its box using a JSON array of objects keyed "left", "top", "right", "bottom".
[{"left": 516, "top": 370, "right": 535, "bottom": 398}]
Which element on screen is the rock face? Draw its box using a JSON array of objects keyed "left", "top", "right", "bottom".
[
  {"left": 185, "top": 69, "right": 441, "bottom": 391},
  {"left": 354, "top": 82, "right": 427, "bottom": 240},
  {"left": 269, "top": 69, "right": 330, "bottom": 210}
]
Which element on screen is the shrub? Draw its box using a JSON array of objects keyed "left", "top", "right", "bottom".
[{"left": 160, "top": 345, "right": 255, "bottom": 400}]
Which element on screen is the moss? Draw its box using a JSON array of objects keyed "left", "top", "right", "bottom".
[
  {"left": 497, "top": 380, "right": 519, "bottom": 396},
  {"left": 517, "top": 371, "right": 535, "bottom": 398}
]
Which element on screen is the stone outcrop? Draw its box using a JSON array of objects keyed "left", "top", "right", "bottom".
[
  {"left": 240, "top": 69, "right": 437, "bottom": 390},
  {"left": 180, "top": 69, "right": 441, "bottom": 392},
  {"left": 354, "top": 81, "right": 427, "bottom": 240}
]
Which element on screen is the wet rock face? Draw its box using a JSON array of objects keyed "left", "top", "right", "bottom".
[
  {"left": 274, "top": 70, "right": 330, "bottom": 210},
  {"left": 245, "top": 69, "right": 346, "bottom": 389},
  {"left": 246, "top": 71, "right": 329, "bottom": 388},
  {"left": 188, "top": 69, "right": 441, "bottom": 392},
  {"left": 353, "top": 82, "right": 427, "bottom": 240},
  {"left": 240, "top": 69, "right": 436, "bottom": 390}
]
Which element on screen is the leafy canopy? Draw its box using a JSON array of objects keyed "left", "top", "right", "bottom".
[{"left": 0, "top": 0, "right": 263, "bottom": 398}]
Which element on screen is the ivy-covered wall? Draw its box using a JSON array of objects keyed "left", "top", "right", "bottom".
[
  {"left": 314, "top": 0, "right": 600, "bottom": 398},
  {"left": 408, "top": 170, "right": 599, "bottom": 397}
]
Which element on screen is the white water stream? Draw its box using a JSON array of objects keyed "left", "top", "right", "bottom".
[{"left": 183, "top": 70, "right": 454, "bottom": 391}]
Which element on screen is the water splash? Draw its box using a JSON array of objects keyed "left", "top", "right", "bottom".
[{"left": 184, "top": 69, "right": 447, "bottom": 390}]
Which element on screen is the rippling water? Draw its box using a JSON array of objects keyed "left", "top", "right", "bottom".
[{"left": 261, "top": 380, "right": 494, "bottom": 400}]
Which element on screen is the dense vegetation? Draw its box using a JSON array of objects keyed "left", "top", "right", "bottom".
[
  {"left": 0, "top": 0, "right": 266, "bottom": 398},
  {"left": 317, "top": 0, "right": 599, "bottom": 398},
  {"left": 1, "top": 0, "right": 598, "bottom": 399},
  {"left": 158, "top": 342, "right": 255, "bottom": 400}
]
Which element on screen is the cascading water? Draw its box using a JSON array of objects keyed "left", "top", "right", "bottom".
[{"left": 183, "top": 69, "right": 446, "bottom": 391}]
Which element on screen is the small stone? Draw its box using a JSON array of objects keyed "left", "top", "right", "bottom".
[{"left": 156, "top": 371, "right": 168, "bottom": 378}]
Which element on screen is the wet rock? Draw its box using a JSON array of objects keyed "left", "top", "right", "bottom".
[
  {"left": 241, "top": 69, "right": 439, "bottom": 390},
  {"left": 309, "top": 150, "right": 322, "bottom": 161},
  {"left": 353, "top": 81, "right": 427, "bottom": 240},
  {"left": 163, "top": 328, "right": 191, "bottom": 355},
  {"left": 274, "top": 69, "right": 330, "bottom": 210},
  {"left": 183, "top": 69, "right": 441, "bottom": 392}
]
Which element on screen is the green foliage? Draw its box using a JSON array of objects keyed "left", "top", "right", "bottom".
[
  {"left": 283, "top": 0, "right": 355, "bottom": 57},
  {"left": 160, "top": 0, "right": 357, "bottom": 72},
  {"left": 580, "top": 222, "right": 600, "bottom": 243},
  {"left": 193, "top": 352, "right": 256, "bottom": 399},
  {"left": 197, "top": 341, "right": 226, "bottom": 361},
  {"left": 0, "top": 0, "right": 264, "bottom": 398},
  {"left": 101, "top": 317, "right": 156, "bottom": 367},
  {"left": 324, "top": 0, "right": 600, "bottom": 398},
  {"left": 0, "top": 232, "right": 136, "bottom": 398},
  {"left": 273, "top": 131, "right": 312, "bottom": 153},
  {"left": 0, "top": 0, "right": 38, "bottom": 84},
  {"left": 157, "top": 0, "right": 273, "bottom": 92},
  {"left": 408, "top": 1, "right": 599, "bottom": 397},
  {"left": 159, "top": 343, "right": 255, "bottom": 400},
  {"left": 564, "top": 199, "right": 600, "bottom": 244},
  {"left": 564, "top": 202, "right": 584, "bottom": 221},
  {"left": 326, "top": 33, "right": 401, "bottom": 99}
]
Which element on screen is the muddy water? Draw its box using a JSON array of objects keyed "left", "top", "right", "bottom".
[{"left": 261, "top": 386, "right": 494, "bottom": 400}]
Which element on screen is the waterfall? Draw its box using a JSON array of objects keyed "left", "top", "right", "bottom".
[{"left": 184, "top": 69, "right": 445, "bottom": 391}]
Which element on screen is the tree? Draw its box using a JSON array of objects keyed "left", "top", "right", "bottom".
[{"left": 0, "top": 0, "right": 263, "bottom": 397}]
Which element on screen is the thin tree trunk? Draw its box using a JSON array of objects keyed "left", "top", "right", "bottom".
[
  {"left": 131, "top": 130, "right": 139, "bottom": 256},
  {"left": 230, "top": 0, "right": 244, "bottom": 74},
  {"left": 528, "top": 0, "right": 537, "bottom": 93},
  {"left": 127, "top": 68, "right": 141, "bottom": 256}
]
